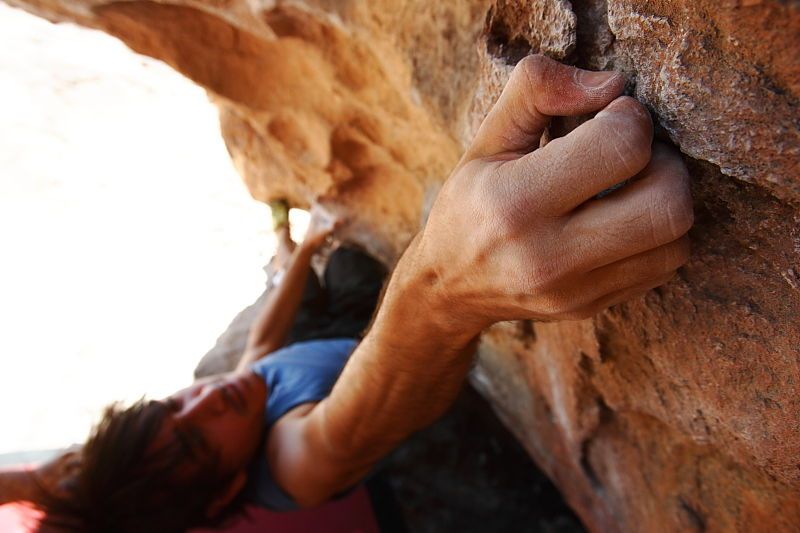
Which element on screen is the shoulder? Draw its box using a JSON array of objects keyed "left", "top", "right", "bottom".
[
  {"left": 261, "top": 403, "right": 338, "bottom": 508},
  {"left": 252, "top": 339, "right": 363, "bottom": 507},
  {"left": 246, "top": 402, "right": 318, "bottom": 511}
]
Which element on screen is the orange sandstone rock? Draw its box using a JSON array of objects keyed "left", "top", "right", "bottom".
[{"left": 8, "top": 0, "right": 800, "bottom": 530}]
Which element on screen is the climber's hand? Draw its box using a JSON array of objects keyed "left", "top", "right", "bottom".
[
  {"left": 411, "top": 54, "right": 693, "bottom": 336},
  {"left": 302, "top": 205, "right": 344, "bottom": 251}
]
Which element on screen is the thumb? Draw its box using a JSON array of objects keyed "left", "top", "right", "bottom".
[{"left": 466, "top": 54, "right": 625, "bottom": 160}]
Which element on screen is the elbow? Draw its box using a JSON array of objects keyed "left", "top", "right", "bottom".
[
  {"left": 288, "top": 477, "right": 360, "bottom": 510},
  {"left": 280, "top": 459, "right": 364, "bottom": 510},
  {"left": 292, "top": 490, "right": 333, "bottom": 509}
]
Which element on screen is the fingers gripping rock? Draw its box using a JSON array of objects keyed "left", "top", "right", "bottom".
[
  {"left": 466, "top": 54, "right": 626, "bottom": 160},
  {"left": 415, "top": 55, "right": 693, "bottom": 332}
]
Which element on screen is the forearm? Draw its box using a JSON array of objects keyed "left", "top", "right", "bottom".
[
  {"left": 0, "top": 468, "right": 39, "bottom": 505},
  {"left": 307, "top": 236, "right": 480, "bottom": 485},
  {"left": 238, "top": 243, "right": 316, "bottom": 370},
  {"left": 280, "top": 57, "right": 693, "bottom": 507}
]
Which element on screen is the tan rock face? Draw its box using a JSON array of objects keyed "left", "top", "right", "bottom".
[{"left": 9, "top": 0, "right": 799, "bottom": 530}]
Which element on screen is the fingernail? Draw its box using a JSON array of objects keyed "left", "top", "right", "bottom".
[{"left": 575, "top": 69, "right": 621, "bottom": 90}]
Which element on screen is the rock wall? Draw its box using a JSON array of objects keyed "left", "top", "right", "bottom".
[{"left": 7, "top": 0, "right": 799, "bottom": 530}]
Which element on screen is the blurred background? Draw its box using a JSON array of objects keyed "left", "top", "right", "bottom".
[{"left": 0, "top": 3, "right": 309, "bottom": 464}]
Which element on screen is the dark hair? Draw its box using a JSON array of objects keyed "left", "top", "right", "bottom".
[{"left": 34, "top": 399, "right": 250, "bottom": 532}]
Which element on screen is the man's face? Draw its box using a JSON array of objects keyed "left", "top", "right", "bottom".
[{"left": 152, "top": 371, "right": 268, "bottom": 477}]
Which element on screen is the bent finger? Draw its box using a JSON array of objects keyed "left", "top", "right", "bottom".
[
  {"left": 502, "top": 96, "right": 653, "bottom": 215},
  {"left": 583, "top": 271, "right": 676, "bottom": 318},
  {"left": 582, "top": 236, "right": 690, "bottom": 296},
  {"left": 466, "top": 55, "right": 625, "bottom": 161},
  {"left": 520, "top": 238, "right": 687, "bottom": 320},
  {"left": 563, "top": 143, "right": 693, "bottom": 269}
]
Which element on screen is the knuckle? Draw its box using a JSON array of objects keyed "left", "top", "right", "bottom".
[
  {"left": 640, "top": 157, "right": 693, "bottom": 244},
  {"left": 657, "top": 173, "right": 694, "bottom": 240},
  {"left": 612, "top": 97, "right": 652, "bottom": 135},
  {"left": 611, "top": 96, "right": 653, "bottom": 134},
  {"left": 673, "top": 236, "right": 691, "bottom": 265},
  {"left": 514, "top": 54, "right": 548, "bottom": 84},
  {"left": 661, "top": 237, "right": 691, "bottom": 271},
  {"left": 524, "top": 261, "right": 563, "bottom": 294},
  {"left": 493, "top": 211, "right": 524, "bottom": 243},
  {"left": 666, "top": 189, "right": 694, "bottom": 238},
  {"left": 509, "top": 252, "right": 566, "bottom": 305},
  {"left": 507, "top": 55, "right": 553, "bottom": 119},
  {"left": 598, "top": 102, "right": 653, "bottom": 175},
  {"left": 486, "top": 195, "right": 523, "bottom": 242},
  {"left": 445, "top": 160, "right": 495, "bottom": 207}
]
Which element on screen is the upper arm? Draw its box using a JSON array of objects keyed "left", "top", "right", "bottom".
[{"left": 264, "top": 409, "right": 363, "bottom": 508}]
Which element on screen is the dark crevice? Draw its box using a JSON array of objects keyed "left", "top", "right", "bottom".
[
  {"left": 569, "top": 0, "right": 615, "bottom": 70},
  {"left": 597, "top": 397, "right": 614, "bottom": 424},
  {"left": 579, "top": 398, "right": 613, "bottom": 491},
  {"left": 578, "top": 351, "right": 595, "bottom": 375},
  {"left": 593, "top": 317, "right": 614, "bottom": 364},
  {"left": 677, "top": 497, "right": 707, "bottom": 532},
  {"left": 515, "top": 319, "right": 537, "bottom": 346},
  {"left": 484, "top": 3, "right": 533, "bottom": 65},
  {"left": 579, "top": 438, "right": 602, "bottom": 490}
]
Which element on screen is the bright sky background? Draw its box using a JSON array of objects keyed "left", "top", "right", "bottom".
[{"left": 0, "top": 4, "right": 306, "bottom": 458}]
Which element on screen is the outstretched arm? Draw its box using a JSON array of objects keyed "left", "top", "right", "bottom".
[
  {"left": 270, "top": 55, "right": 694, "bottom": 506},
  {"left": 0, "top": 450, "right": 80, "bottom": 506},
  {"left": 236, "top": 208, "right": 340, "bottom": 371},
  {"left": 0, "top": 468, "right": 38, "bottom": 505}
]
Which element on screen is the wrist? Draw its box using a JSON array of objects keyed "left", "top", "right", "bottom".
[
  {"left": 297, "top": 240, "right": 319, "bottom": 257},
  {"left": 372, "top": 236, "right": 481, "bottom": 354}
]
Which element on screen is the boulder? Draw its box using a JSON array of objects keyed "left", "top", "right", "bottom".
[{"left": 9, "top": 0, "right": 799, "bottom": 530}]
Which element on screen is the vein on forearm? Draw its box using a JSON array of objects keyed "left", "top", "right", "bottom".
[{"left": 306, "top": 244, "right": 480, "bottom": 482}]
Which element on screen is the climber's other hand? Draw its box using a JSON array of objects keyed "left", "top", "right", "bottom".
[{"left": 303, "top": 205, "right": 344, "bottom": 251}]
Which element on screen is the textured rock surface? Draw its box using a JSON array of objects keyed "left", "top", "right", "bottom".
[{"left": 8, "top": 0, "right": 800, "bottom": 530}]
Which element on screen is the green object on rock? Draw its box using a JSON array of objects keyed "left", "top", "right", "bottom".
[{"left": 269, "top": 199, "right": 289, "bottom": 230}]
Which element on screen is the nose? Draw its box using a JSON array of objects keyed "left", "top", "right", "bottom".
[{"left": 175, "top": 384, "right": 227, "bottom": 423}]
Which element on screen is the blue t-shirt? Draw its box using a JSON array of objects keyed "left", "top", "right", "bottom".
[{"left": 246, "top": 338, "right": 358, "bottom": 510}]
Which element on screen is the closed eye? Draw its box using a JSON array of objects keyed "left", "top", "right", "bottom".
[{"left": 174, "top": 424, "right": 212, "bottom": 463}]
